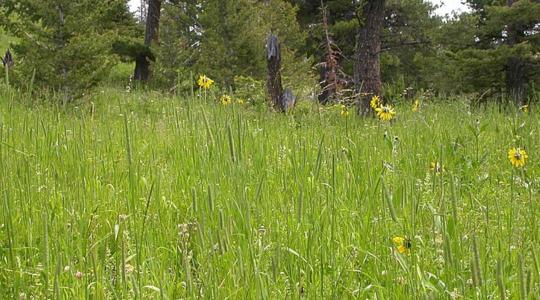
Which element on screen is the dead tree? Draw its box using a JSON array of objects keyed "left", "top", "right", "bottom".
[
  {"left": 282, "top": 88, "right": 296, "bottom": 111},
  {"left": 266, "top": 34, "right": 289, "bottom": 112},
  {"left": 318, "top": 1, "right": 341, "bottom": 104},
  {"left": 2, "top": 49, "right": 14, "bottom": 69}
]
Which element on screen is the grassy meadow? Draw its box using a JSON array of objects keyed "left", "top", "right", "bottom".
[{"left": 0, "top": 86, "right": 539, "bottom": 299}]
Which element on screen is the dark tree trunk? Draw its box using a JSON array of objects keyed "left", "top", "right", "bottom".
[
  {"left": 266, "top": 34, "right": 284, "bottom": 111},
  {"left": 506, "top": 57, "right": 526, "bottom": 106},
  {"left": 505, "top": 0, "right": 526, "bottom": 106},
  {"left": 134, "top": 54, "right": 150, "bottom": 81},
  {"left": 354, "top": 0, "right": 385, "bottom": 115},
  {"left": 134, "top": 0, "right": 161, "bottom": 81}
]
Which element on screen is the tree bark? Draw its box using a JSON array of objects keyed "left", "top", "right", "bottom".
[
  {"left": 266, "top": 34, "right": 284, "bottom": 111},
  {"left": 134, "top": 0, "right": 161, "bottom": 81},
  {"left": 354, "top": 0, "right": 386, "bottom": 115},
  {"left": 505, "top": 0, "right": 525, "bottom": 106}
]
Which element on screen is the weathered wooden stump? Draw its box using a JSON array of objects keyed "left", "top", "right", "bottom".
[
  {"left": 266, "top": 34, "right": 295, "bottom": 112},
  {"left": 266, "top": 34, "right": 283, "bottom": 111},
  {"left": 2, "top": 49, "right": 14, "bottom": 69},
  {"left": 282, "top": 88, "right": 296, "bottom": 112}
]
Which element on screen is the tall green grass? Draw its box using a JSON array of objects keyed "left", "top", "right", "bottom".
[{"left": 0, "top": 86, "right": 538, "bottom": 299}]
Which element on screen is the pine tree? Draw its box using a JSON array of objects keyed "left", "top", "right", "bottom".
[
  {"left": 0, "top": 0, "right": 139, "bottom": 99},
  {"left": 151, "top": 0, "right": 201, "bottom": 90},
  {"left": 355, "top": 0, "right": 386, "bottom": 115},
  {"left": 460, "top": 0, "right": 540, "bottom": 105}
]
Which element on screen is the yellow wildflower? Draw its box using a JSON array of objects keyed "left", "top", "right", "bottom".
[
  {"left": 220, "top": 94, "right": 232, "bottom": 106},
  {"left": 370, "top": 95, "right": 381, "bottom": 109},
  {"left": 375, "top": 105, "right": 396, "bottom": 122},
  {"left": 412, "top": 99, "right": 420, "bottom": 112},
  {"left": 508, "top": 147, "right": 528, "bottom": 168},
  {"left": 236, "top": 98, "right": 245, "bottom": 105},
  {"left": 392, "top": 236, "right": 411, "bottom": 254},
  {"left": 520, "top": 105, "right": 528, "bottom": 113},
  {"left": 340, "top": 104, "right": 349, "bottom": 117},
  {"left": 430, "top": 162, "right": 444, "bottom": 175},
  {"left": 197, "top": 75, "right": 214, "bottom": 89}
]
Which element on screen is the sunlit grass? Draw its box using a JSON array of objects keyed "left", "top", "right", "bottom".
[{"left": 0, "top": 86, "right": 538, "bottom": 299}]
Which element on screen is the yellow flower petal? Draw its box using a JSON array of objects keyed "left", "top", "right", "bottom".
[
  {"left": 392, "top": 236, "right": 405, "bottom": 245},
  {"left": 392, "top": 236, "right": 411, "bottom": 254},
  {"left": 370, "top": 95, "right": 380, "bottom": 109},
  {"left": 412, "top": 99, "right": 420, "bottom": 112},
  {"left": 397, "top": 245, "right": 408, "bottom": 254}
]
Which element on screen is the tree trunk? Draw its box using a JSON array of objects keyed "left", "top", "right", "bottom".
[
  {"left": 354, "top": 0, "right": 385, "bottom": 115},
  {"left": 134, "top": 0, "right": 161, "bottom": 81},
  {"left": 266, "top": 34, "right": 284, "bottom": 111},
  {"left": 506, "top": 57, "right": 526, "bottom": 106},
  {"left": 505, "top": 0, "right": 526, "bottom": 106}
]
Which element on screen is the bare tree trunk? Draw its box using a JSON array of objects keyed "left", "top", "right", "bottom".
[
  {"left": 134, "top": 0, "right": 161, "bottom": 81},
  {"left": 2, "top": 49, "right": 14, "bottom": 69},
  {"left": 505, "top": 0, "right": 526, "bottom": 106},
  {"left": 354, "top": 0, "right": 385, "bottom": 115},
  {"left": 266, "top": 34, "right": 284, "bottom": 111},
  {"left": 318, "top": 1, "right": 339, "bottom": 104}
]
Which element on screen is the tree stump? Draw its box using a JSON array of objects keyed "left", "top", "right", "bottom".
[
  {"left": 2, "top": 49, "right": 14, "bottom": 69},
  {"left": 266, "top": 34, "right": 286, "bottom": 112},
  {"left": 282, "top": 88, "right": 296, "bottom": 112}
]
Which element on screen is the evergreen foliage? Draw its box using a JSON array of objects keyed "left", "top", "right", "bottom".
[
  {"left": 457, "top": 0, "right": 540, "bottom": 103},
  {"left": 0, "top": 0, "right": 140, "bottom": 98}
]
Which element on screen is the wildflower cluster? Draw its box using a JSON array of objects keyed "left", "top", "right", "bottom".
[{"left": 220, "top": 94, "right": 246, "bottom": 106}]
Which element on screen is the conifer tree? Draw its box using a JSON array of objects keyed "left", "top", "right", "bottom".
[
  {"left": 1, "top": 0, "right": 139, "bottom": 99},
  {"left": 460, "top": 0, "right": 540, "bottom": 105},
  {"left": 151, "top": 0, "right": 201, "bottom": 89}
]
